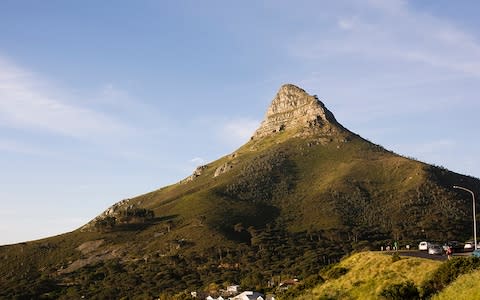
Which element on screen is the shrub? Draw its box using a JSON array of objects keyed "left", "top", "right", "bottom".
[
  {"left": 391, "top": 252, "right": 401, "bottom": 262},
  {"left": 323, "top": 266, "right": 348, "bottom": 280},
  {"left": 380, "top": 281, "right": 419, "bottom": 300},
  {"left": 420, "top": 257, "right": 480, "bottom": 298},
  {"left": 276, "top": 274, "right": 324, "bottom": 300},
  {"left": 94, "top": 216, "right": 116, "bottom": 231},
  {"left": 118, "top": 207, "right": 154, "bottom": 223}
]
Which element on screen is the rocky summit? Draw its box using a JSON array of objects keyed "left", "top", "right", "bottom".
[
  {"left": 1, "top": 84, "right": 479, "bottom": 299},
  {"left": 252, "top": 84, "right": 343, "bottom": 139}
]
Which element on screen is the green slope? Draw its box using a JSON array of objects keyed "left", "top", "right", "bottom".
[
  {"left": 294, "top": 252, "right": 441, "bottom": 300},
  {"left": 1, "top": 84, "right": 479, "bottom": 299},
  {"left": 432, "top": 269, "right": 480, "bottom": 300}
]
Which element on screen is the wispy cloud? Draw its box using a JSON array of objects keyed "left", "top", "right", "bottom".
[
  {"left": 190, "top": 157, "right": 205, "bottom": 165},
  {"left": 337, "top": 17, "right": 358, "bottom": 31},
  {"left": 219, "top": 118, "right": 260, "bottom": 147},
  {"left": 0, "top": 56, "right": 131, "bottom": 139},
  {"left": 292, "top": 0, "right": 480, "bottom": 77}
]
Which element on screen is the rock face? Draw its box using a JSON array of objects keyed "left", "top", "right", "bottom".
[
  {"left": 80, "top": 199, "right": 131, "bottom": 231},
  {"left": 214, "top": 162, "right": 233, "bottom": 177},
  {"left": 181, "top": 165, "right": 208, "bottom": 183},
  {"left": 252, "top": 84, "right": 343, "bottom": 139}
]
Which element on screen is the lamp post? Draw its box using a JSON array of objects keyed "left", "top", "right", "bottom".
[{"left": 453, "top": 185, "right": 477, "bottom": 250}]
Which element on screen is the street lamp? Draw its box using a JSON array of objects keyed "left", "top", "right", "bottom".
[{"left": 453, "top": 185, "right": 477, "bottom": 250}]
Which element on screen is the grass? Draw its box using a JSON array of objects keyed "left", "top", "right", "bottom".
[
  {"left": 1, "top": 109, "right": 479, "bottom": 297},
  {"left": 295, "top": 252, "right": 441, "bottom": 300},
  {"left": 432, "top": 269, "right": 480, "bottom": 300}
]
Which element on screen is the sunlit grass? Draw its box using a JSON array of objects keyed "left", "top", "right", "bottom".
[
  {"left": 296, "top": 251, "right": 441, "bottom": 300},
  {"left": 432, "top": 269, "right": 480, "bottom": 300}
]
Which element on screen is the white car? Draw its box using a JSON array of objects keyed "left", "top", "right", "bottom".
[
  {"left": 428, "top": 244, "right": 443, "bottom": 255},
  {"left": 419, "top": 241, "right": 429, "bottom": 251},
  {"left": 464, "top": 241, "right": 479, "bottom": 251}
]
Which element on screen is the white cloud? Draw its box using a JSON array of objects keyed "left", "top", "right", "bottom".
[
  {"left": 101, "top": 83, "right": 129, "bottom": 100},
  {"left": 337, "top": 17, "right": 356, "bottom": 31},
  {"left": 93, "top": 83, "right": 135, "bottom": 110},
  {"left": 219, "top": 118, "right": 260, "bottom": 146},
  {"left": 190, "top": 157, "right": 205, "bottom": 165},
  {"left": 0, "top": 56, "right": 131, "bottom": 139},
  {"left": 292, "top": 1, "right": 480, "bottom": 77}
]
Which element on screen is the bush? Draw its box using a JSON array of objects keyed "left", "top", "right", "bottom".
[
  {"left": 118, "top": 207, "right": 154, "bottom": 223},
  {"left": 94, "top": 216, "right": 116, "bottom": 231},
  {"left": 323, "top": 266, "right": 348, "bottom": 280},
  {"left": 391, "top": 252, "right": 401, "bottom": 262},
  {"left": 420, "top": 257, "right": 480, "bottom": 298},
  {"left": 380, "top": 281, "right": 419, "bottom": 300},
  {"left": 276, "top": 274, "right": 324, "bottom": 300},
  {"left": 303, "top": 273, "right": 324, "bottom": 288}
]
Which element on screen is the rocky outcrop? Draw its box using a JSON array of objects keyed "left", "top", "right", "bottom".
[
  {"left": 80, "top": 199, "right": 131, "bottom": 231},
  {"left": 77, "top": 240, "right": 105, "bottom": 255},
  {"left": 252, "top": 84, "right": 343, "bottom": 139},
  {"left": 214, "top": 162, "right": 233, "bottom": 177},
  {"left": 181, "top": 165, "right": 208, "bottom": 183},
  {"left": 192, "top": 165, "right": 208, "bottom": 177},
  {"left": 58, "top": 246, "right": 123, "bottom": 274}
]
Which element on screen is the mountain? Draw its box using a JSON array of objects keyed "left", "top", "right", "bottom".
[{"left": 1, "top": 84, "right": 479, "bottom": 299}]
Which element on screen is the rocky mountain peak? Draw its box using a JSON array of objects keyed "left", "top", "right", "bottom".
[{"left": 252, "top": 84, "right": 342, "bottom": 139}]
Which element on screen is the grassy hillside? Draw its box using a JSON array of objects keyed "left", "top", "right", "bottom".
[
  {"left": 1, "top": 85, "right": 480, "bottom": 298},
  {"left": 432, "top": 269, "right": 480, "bottom": 300},
  {"left": 294, "top": 252, "right": 440, "bottom": 300},
  {"left": 1, "top": 132, "right": 479, "bottom": 298},
  {"left": 290, "top": 253, "right": 480, "bottom": 300},
  {"left": 123, "top": 132, "right": 478, "bottom": 247}
]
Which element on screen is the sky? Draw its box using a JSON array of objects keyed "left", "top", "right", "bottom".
[{"left": 1, "top": 0, "right": 479, "bottom": 245}]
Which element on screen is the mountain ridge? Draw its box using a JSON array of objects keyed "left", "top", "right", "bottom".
[
  {"left": 1, "top": 83, "right": 479, "bottom": 299},
  {"left": 252, "top": 84, "right": 345, "bottom": 139},
  {"left": 82, "top": 83, "right": 352, "bottom": 230}
]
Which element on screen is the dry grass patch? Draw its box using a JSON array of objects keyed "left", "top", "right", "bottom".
[{"left": 297, "top": 251, "right": 441, "bottom": 300}]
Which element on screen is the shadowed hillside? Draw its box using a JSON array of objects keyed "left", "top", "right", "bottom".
[{"left": 1, "top": 84, "right": 479, "bottom": 299}]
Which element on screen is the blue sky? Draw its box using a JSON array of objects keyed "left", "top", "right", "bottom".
[{"left": 1, "top": 0, "right": 479, "bottom": 245}]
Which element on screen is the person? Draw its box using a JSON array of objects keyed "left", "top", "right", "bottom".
[{"left": 447, "top": 246, "right": 452, "bottom": 260}]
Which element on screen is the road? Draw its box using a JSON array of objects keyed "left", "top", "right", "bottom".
[{"left": 381, "top": 250, "right": 473, "bottom": 261}]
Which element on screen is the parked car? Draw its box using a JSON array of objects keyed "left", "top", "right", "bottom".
[
  {"left": 464, "top": 241, "right": 479, "bottom": 252},
  {"left": 419, "top": 241, "right": 429, "bottom": 251},
  {"left": 442, "top": 241, "right": 464, "bottom": 253},
  {"left": 472, "top": 249, "right": 480, "bottom": 258},
  {"left": 428, "top": 244, "right": 443, "bottom": 255}
]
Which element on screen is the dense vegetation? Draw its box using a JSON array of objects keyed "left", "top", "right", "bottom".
[
  {"left": 432, "top": 268, "right": 480, "bottom": 300},
  {"left": 421, "top": 256, "right": 480, "bottom": 298},
  {"left": 1, "top": 110, "right": 479, "bottom": 298},
  {"left": 289, "top": 252, "right": 480, "bottom": 300}
]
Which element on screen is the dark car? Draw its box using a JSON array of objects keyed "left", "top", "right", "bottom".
[{"left": 443, "top": 241, "right": 464, "bottom": 253}]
